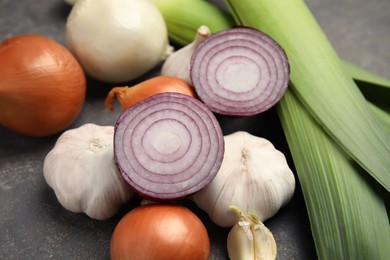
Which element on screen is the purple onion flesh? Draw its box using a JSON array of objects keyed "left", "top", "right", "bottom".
[
  {"left": 190, "top": 26, "right": 290, "bottom": 116},
  {"left": 114, "top": 92, "right": 224, "bottom": 201}
]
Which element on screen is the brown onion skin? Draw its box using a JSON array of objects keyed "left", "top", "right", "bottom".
[
  {"left": 110, "top": 204, "right": 210, "bottom": 260},
  {"left": 104, "top": 76, "right": 197, "bottom": 112},
  {"left": 0, "top": 34, "right": 86, "bottom": 137}
]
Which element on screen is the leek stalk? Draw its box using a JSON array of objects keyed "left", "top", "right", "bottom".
[
  {"left": 278, "top": 89, "right": 389, "bottom": 259},
  {"left": 225, "top": 0, "right": 390, "bottom": 191},
  {"left": 153, "top": 0, "right": 390, "bottom": 110},
  {"left": 343, "top": 60, "right": 390, "bottom": 89},
  {"left": 225, "top": 0, "right": 390, "bottom": 258},
  {"left": 152, "top": 0, "right": 390, "bottom": 258},
  {"left": 152, "top": 0, "right": 234, "bottom": 46},
  {"left": 343, "top": 61, "right": 390, "bottom": 110}
]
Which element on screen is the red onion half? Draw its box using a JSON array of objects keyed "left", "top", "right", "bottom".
[
  {"left": 190, "top": 27, "right": 290, "bottom": 116},
  {"left": 114, "top": 92, "right": 224, "bottom": 201}
]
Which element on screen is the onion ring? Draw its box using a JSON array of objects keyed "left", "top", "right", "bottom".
[
  {"left": 114, "top": 92, "right": 224, "bottom": 201},
  {"left": 190, "top": 26, "right": 290, "bottom": 116}
]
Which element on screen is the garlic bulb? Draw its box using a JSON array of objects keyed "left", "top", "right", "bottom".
[
  {"left": 161, "top": 25, "right": 211, "bottom": 85},
  {"left": 227, "top": 206, "right": 277, "bottom": 260},
  {"left": 66, "top": 0, "right": 173, "bottom": 83},
  {"left": 43, "top": 123, "right": 134, "bottom": 220},
  {"left": 193, "top": 131, "right": 295, "bottom": 227}
]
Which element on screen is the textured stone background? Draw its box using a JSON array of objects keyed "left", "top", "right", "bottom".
[{"left": 1, "top": 0, "right": 389, "bottom": 259}]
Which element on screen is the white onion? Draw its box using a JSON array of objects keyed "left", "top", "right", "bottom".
[{"left": 66, "top": 0, "right": 173, "bottom": 83}]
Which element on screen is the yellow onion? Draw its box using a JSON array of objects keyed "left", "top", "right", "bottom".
[
  {"left": 0, "top": 34, "right": 86, "bottom": 137},
  {"left": 110, "top": 204, "right": 210, "bottom": 260},
  {"left": 104, "top": 76, "right": 197, "bottom": 112}
]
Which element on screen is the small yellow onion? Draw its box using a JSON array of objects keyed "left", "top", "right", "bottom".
[
  {"left": 110, "top": 204, "right": 210, "bottom": 260},
  {"left": 0, "top": 34, "right": 86, "bottom": 137},
  {"left": 104, "top": 76, "right": 197, "bottom": 112}
]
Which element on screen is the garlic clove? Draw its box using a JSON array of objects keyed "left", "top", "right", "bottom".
[
  {"left": 193, "top": 131, "right": 295, "bottom": 227},
  {"left": 43, "top": 123, "right": 134, "bottom": 220},
  {"left": 227, "top": 206, "right": 277, "bottom": 260},
  {"left": 161, "top": 25, "right": 211, "bottom": 85},
  {"left": 227, "top": 220, "right": 256, "bottom": 260}
]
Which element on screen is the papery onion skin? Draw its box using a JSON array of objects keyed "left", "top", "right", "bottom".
[
  {"left": 190, "top": 26, "right": 290, "bottom": 116},
  {"left": 114, "top": 92, "right": 224, "bottom": 201},
  {"left": 110, "top": 204, "right": 210, "bottom": 260},
  {"left": 104, "top": 76, "right": 197, "bottom": 112},
  {"left": 0, "top": 34, "right": 86, "bottom": 137}
]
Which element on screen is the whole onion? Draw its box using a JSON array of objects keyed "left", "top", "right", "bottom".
[
  {"left": 110, "top": 204, "right": 210, "bottom": 260},
  {"left": 0, "top": 34, "right": 86, "bottom": 137},
  {"left": 66, "top": 0, "right": 173, "bottom": 83}
]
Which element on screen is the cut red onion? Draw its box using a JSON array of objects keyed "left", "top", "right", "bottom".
[
  {"left": 190, "top": 27, "right": 290, "bottom": 116},
  {"left": 114, "top": 92, "right": 224, "bottom": 201}
]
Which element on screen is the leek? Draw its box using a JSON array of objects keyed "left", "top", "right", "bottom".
[
  {"left": 278, "top": 89, "right": 389, "bottom": 259},
  {"left": 343, "top": 60, "right": 390, "bottom": 89},
  {"left": 151, "top": 0, "right": 234, "bottom": 46},
  {"left": 154, "top": 0, "right": 390, "bottom": 109},
  {"left": 153, "top": 0, "right": 390, "bottom": 258},
  {"left": 225, "top": 0, "right": 390, "bottom": 258},
  {"left": 225, "top": 0, "right": 390, "bottom": 191},
  {"left": 368, "top": 102, "right": 390, "bottom": 133},
  {"left": 343, "top": 61, "right": 390, "bottom": 110}
]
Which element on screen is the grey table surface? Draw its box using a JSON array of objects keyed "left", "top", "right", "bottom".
[{"left": 0, "top": 0, "right": 389, "bottom": 259}]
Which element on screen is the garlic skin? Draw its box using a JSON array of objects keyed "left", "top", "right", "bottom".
[
  {"left": 227, "top": 206, "right": 277, "bottom": 260},
  {"left": 66, "top": 0, "right": 173, "bottom": 83},
  {"left": 193, "top": 131, "right": 295, "bottom": 227},
  {"left": 161, "top": 25, "right": 211, "bottom": 85},
  {"left": 43, "top": 123, "right": 134, "bottom": 220}
]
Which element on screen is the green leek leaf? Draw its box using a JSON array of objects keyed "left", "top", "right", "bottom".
[
  {"left": 278, "top": 89, "right": 389, "bottom": 260},
  {"left": 225, "top": 0, "right": 390, "bottom": 191},
  {"left": 152, "top": 0, "right": 234, "bottom": 46}
]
